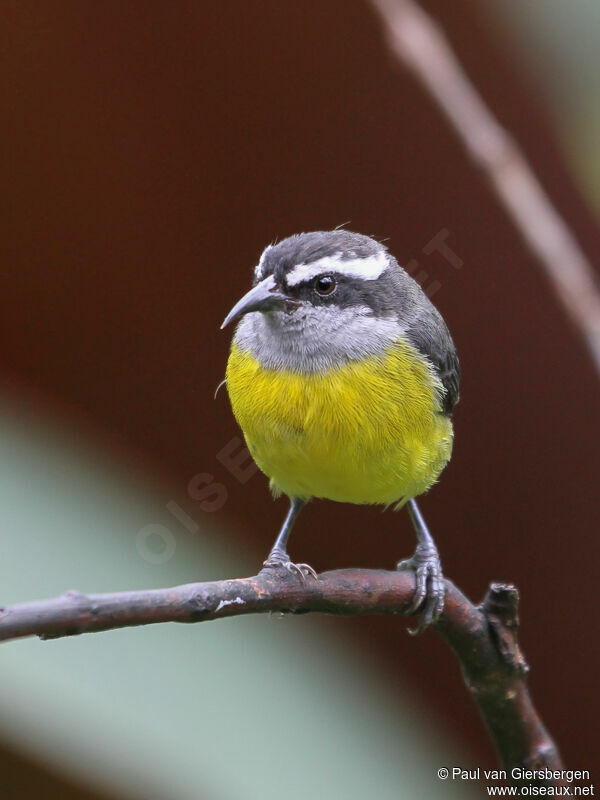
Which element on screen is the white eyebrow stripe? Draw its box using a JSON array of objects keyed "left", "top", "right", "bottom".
[
  {"left": 254, "top": 244, "right": 273, "bottom": 279},
  {"left": 286, "top": 250, "right": 388, "bottom": 286}
]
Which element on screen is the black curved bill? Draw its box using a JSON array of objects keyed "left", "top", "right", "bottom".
[{"left": 221, "top": 274, "right": 289, "bottom": 329}]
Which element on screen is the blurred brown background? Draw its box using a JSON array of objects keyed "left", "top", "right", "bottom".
[{"left": 1, "top": 0, "right": 598, "bottom": 795}]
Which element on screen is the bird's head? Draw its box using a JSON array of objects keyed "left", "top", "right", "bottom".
[{"left": 221, "top": 230, "right": 432, "bottom": 373}]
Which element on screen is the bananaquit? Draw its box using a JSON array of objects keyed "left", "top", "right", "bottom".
[{"left": 221, "top": 230, "right": 459, "bottom": 632}]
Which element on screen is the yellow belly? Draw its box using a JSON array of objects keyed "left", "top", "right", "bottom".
[{"left": 225, "top": 341, "right": 453, "bottom": 505}]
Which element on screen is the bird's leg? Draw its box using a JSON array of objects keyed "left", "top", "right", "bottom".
[
  {"left": 262, "top": 497, "right": 317, "bottom": 580},
  {"left": 397, "top": 498, "right": 445, "bottom": 635}
]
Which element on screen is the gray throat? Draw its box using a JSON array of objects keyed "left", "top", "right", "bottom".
[{"left": 233, "top": 305, "right": 406, "bottom": 373}]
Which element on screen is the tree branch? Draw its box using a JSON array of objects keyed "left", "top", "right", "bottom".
[
  {"left": 370, "top": 0, "right": 600, "bottom": 376},
  {"left": 0, "top": 567, "right": 564, "bottom": 785}
]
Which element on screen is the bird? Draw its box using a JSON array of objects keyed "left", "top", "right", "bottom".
[{"left": 221, "top": 230, "right": 459, "bottom": 633}]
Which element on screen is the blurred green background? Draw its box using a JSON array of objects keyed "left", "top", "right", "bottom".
[
  {"left": 488, "top": 0, "right": 600, "bottom": 214},
  {"left": 0, "top": 397, "right": 475, "bottom": 798}
]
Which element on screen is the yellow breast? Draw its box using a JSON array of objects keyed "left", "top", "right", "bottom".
[{"left": 225, "top": 340, "right": 453, "bottom": 505}]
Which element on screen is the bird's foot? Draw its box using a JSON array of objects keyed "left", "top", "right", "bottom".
[
  {"left": 397, "top": 543, "right": 445, "bottom": 635},
  {"left": 262, "top": 547, "right": 318, "bottom": 581}
]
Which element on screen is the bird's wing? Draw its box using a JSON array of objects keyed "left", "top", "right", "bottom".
[{"left": 406, "top": 306, "right": 460, "bottom": 416}]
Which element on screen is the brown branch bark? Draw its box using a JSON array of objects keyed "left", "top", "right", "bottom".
[
  {"left": 370, "top": 0, "right": 600, "bottom": 375},
  {"left": 0, "top": 567, "right": 564, "bottom": 786}
]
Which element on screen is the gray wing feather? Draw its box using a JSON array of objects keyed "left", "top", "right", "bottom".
[{"left": 406, "top": 305, "right": 460, "bottom": 416}]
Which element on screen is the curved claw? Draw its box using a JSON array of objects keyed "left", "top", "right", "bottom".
[
  {"left": 262, "top": 554, "right": 318, "bottom": 582},
  {"left": 295, "top": 562, "right": 318, "bottom": 580},
  {"left": 397, "top": 545, "right": 445, "bottom": 635}
]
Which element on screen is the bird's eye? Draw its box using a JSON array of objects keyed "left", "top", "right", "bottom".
[{"left": 314, "top": 275, "right": 336, "bottom": 296}]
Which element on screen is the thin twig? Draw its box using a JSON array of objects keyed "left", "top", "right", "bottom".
[
  {"left": 370, "top": 0, "right": 600, "bottom": 374},
  {"left": 0, "top": 567, "right": 564, "bottom": 785}
]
